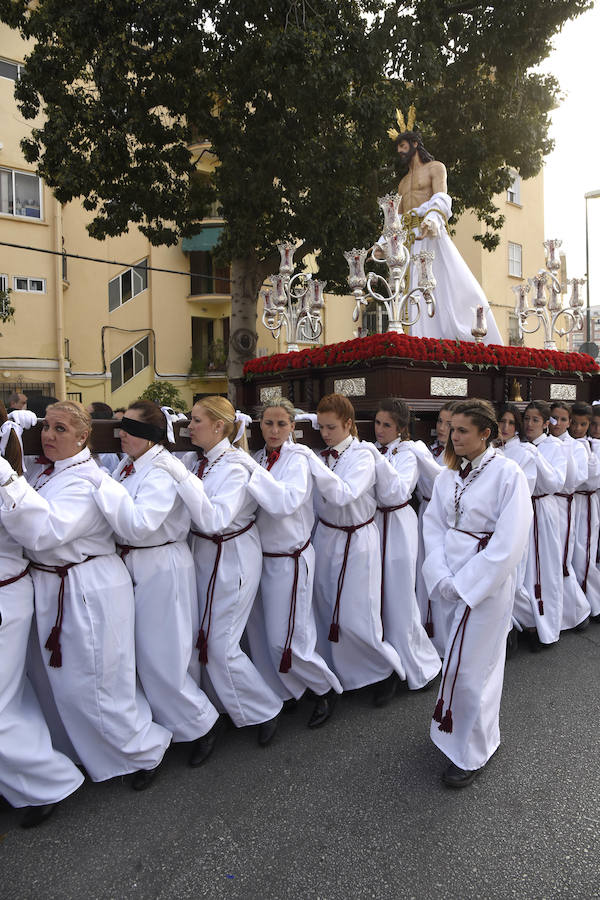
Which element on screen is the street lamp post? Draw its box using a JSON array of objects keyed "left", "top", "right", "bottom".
[{"left": 584, "top": 189, "right": 600, "bottom": 345}]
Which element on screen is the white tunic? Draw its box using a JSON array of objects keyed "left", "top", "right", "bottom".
[
  {"left": 413, "top": 441, "right": 446, "bottom": 654},
  {"left": 554, "top": 432, "right": 591, "bottom": 629},
  {"left": 93, "top": 445, "right": 219, "bottom": 742},
  {"left": 573, "top": 436, "right": 600, "bottom": 616},
  {"left": 423, "top": 449, "right": 532, "bottom": 771},
  {"left": 517, "top": 435, "right": 567, "bottom": 644},
  {"left": 0, "top": 518, "right": 84, "bottom": 808},
  {"left": 406, "top": 193, "right": 503, "bottom": 345},
  {"left": 177, "top": 440, "right": 283, "bottom": 727},
  {"left": 244, "top": 443, "right": 342, "bottom": 700},
  {"left": 309, "top": 437, "right": 406, "bottom": 690},
  {"left": 0, "top": 448, "right": 171, "bottom": 781},
  {"left": 374, "top": 439, "right": 441, "bottom": 689},
  {"left": 499, "top": 436, "right": 538, "bottom": 631}
]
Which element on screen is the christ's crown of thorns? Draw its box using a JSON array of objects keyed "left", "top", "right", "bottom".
[{"left": 388, "top": 105, "right": 417, "bottom": 141}]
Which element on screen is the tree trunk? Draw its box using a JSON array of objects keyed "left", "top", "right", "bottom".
[{"left": 227, "top": 252, "right": 271, "bottom": 404}]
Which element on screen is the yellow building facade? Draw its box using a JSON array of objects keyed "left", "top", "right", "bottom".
[{"left": 1, "top": 25, "right": 564, "bottom": 411}]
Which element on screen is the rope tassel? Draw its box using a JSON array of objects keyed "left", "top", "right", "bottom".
[{"left": 279, "top": 648, "right": 292, "bottom": 673}]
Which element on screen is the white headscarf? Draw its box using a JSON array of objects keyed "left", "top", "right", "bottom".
[
  {"left": 161, "top": 406, "right": 188, "bottom": 444},
  {"left": 234, "top": 410, "right": 252, "bottom": 444}
]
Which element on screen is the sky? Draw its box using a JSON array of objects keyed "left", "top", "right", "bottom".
[{"left": 542, "top": 2, "right": 600, "bottom": 309}]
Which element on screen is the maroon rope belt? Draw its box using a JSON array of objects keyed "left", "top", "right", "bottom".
[
  {"left": 377, "top": 500, "right": 410, "bottom": 640},
  {"left": 116, "top": 540, "right": 175, "bottom": 560},
  {"left": 29, "top": 555, "right": 98, "bottom": 668},
  {"left": 318, "top": 515, "right": 375, "bottom": 642},
  {"left": 556, "top": 492, "right": 574, "bottom": 577},
  {"left": 575, "top": 490, "right": 595, "bottom": 592},
  {"left": 191, "top": 521, "right": 255, "bottom": 664},
  {"left": 432, "top": 528, "right": 491, "bottom": 734},
  {"left": 531, "top": 495, "right": 547, "bottom": 615},
  {"left": 0, "top": 563, "right": 30, "bottom": 589},
  {"left": 263, "top": 536, "right": 311, "bottom": 673}
]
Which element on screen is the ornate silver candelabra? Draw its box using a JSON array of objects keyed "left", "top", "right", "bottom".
[
  {"left": 343, "top": 193, "right": 436, "bottom": 333},
  {"left": 512, "top": 239, "right": 585, "bottom": 351},
  {"left": 260, "top": 241, "right": 326, "bottom": 353}
]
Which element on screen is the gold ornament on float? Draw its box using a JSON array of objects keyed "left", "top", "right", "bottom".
[{"left": 388, "top": 105, "right": 417, "bottom": 141}]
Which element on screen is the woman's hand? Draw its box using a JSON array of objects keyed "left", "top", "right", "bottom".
[{"left": 152, "top": 453, "right": 191, "bottom": 484}]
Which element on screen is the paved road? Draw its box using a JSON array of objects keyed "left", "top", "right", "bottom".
[{"left": 2, "top": 625, "right": 599, "bottom": 900}]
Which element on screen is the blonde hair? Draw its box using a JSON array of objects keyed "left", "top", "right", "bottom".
[
  {"left": 46, "top": 400, "right": 92, "bottom": 449},
  {"left": 195, "top": 395, "right": 249, "bottom": 452},
  {"left": 317, "top": 393, "right": 358, "bottom": 437}
]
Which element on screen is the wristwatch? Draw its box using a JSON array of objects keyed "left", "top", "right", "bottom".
[{"left": 1, "top": 473, "right": 19, "bottom": 487}]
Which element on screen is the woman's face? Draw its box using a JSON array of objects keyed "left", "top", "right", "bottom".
[
  {"left": 523, "top": 409, "right": 547, "bottom": 441},
  {"left": 435, "top": 409, "right": 452, "bottom": 446},
  {"left": 498, "top": 412, "right": 517, "bottom": 442},
  {"left": 549, "top": 407, "right": 570, "bottom": 438},
  {"left": 41, "top": 409, "right": 88, "bottom": 461},
  {"left": 188, "top": 404, "right": 223, "bottom": 451},
  {"left": 119, "top": 408, "right": 153, "bottom": 461},
  {"left": 590, "top": 415, "right": 600, "bottom": 439},
  {"left": 317, "top": 411, "right": 352, "bottom": 447},
  {"left": 570, "top": 414, "right": 590, "bottom": 439},
  {"left": 261, "top": 407, "right": 294, "bottom": 450},
  {"left": 450, "top": 413, "right": 490, "bottom": 461},
  {"left": 374, "top": 410, "right": 399, "bottom": 446}
]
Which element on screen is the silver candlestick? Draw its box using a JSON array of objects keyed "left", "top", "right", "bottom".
[
  {"left": 260, "top": 241, "right": 326, "bottom": 353},
  {"left": 343, "top": 193, "right": 436, "bottom": 334},
  {"left": 513, "top": 239, "right": 585, "bottom": 350}
]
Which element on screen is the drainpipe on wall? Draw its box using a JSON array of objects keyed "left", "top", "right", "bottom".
[{"left": 54, "top": 198, "right": 67, "bottom": 400}]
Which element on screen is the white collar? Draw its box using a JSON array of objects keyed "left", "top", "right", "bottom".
[
  {"left": 461, "top": 447, "right": 489, "bottom": 471},
  {"left": 377, "top": 437, "right": 402, "bottom": 455},
  {"left": 53, "top": 446, "right": 91, "bottom": 471},
  {"left": 532, "top": 434, "right": 547, "bottom": 446},
  {"left": 205, "top": 437, "right": 233, "bottom": 462},
  {"left": 126, "top": 443, "right": 165, "bottom": 474},
  {"left": 332, "top": 435, "right": 353, "bottom": 455}
]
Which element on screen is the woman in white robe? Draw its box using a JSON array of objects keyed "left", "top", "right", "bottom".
[
  {"left": 153, "top": 396, "right": 283, "bottom": 747},
  {"left": 496, "top": 404, "right": 538, "bottom": 651},
  {"left": 371, "top": 399, "right": 441, "bottom": 691},
  {"left": 549, "top": 402, "right": 591, "bottom": 630},
  {"left": 240, "top": 399, "right": 342, "bottom": 728},
  {"left": 88, "top": 401, "right": 220, "bottom": 768},
  {"left": 423, "top": 399, "right": 532, "bottom": 787},
  {"left": 569, "top": 402, "right": 600, "bottom": 620},
  {"left": 304, "top": 394, "right": 406, "bottom": 703},
  {"left": 0, "top": 401, "right": 171, "bottom": 789},
  {"left": 415, "top": 404, "right": 453, "bottom": 652},
  {"left": 515, "top": 401, "right": 567, "bottom": 647},
  {"left": 0, "top": 404, "right": 83, "bottom": 828}
]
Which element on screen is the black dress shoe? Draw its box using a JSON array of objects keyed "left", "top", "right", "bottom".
[
  {"left": 307, "top": 689, "right": 337, "bottom": 729},
  {"left": 575, "top": 616, "right": 590, "bottom": 632},
  {"left": 282, "top": 697, "right": 299, "bottom": 714},
  {"left": 442, "top": 762, "right": 482, "bottom": 789},
  {"left": 257, "top": 713, "right": 280, "bottom": 747},
  {"left": 592, "top": 613, "right": 600, "bottom": 623},
  {"left": 189, "top": 718, "right": 221, "bottom": 767},
  {"left": 20, "top": 803, "right": 58, "bottom": 829},
  {"left": 525, "top": 629, "right": 543, "bottom": 653},
  {"left": 131, "top": 765, "right": 161, "bottom": 791},
  {"left": 506, "top": 626, "right": 519, "bottom": 658},
  {"left": 373, "top": 672, "right": 399, "bottom": 708}
]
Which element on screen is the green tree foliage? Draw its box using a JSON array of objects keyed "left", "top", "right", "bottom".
[
  {"left": 138, "top": 379, "right": 187, "bottom": 412},
  {"left": 0, "top": 0, "right": 591, "bottom": 380}
]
